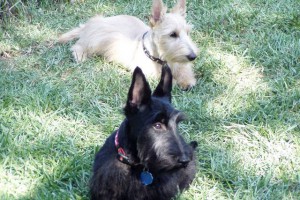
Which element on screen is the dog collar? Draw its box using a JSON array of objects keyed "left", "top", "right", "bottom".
[
  {"left": 114, "top": 130, "right": 154, "bottom": 185},
  {"left": 115, "top": 130, "right": 135, "bottom": 166},
  {"left": 142, "top": 32, "right": 168, "bottom": 66}
]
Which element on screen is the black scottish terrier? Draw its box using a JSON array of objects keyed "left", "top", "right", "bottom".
[{"left": 90, "top": 66, "right": 197, "bottom": 200}]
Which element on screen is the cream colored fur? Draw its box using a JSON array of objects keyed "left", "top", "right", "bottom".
[{"left": 59, "top": 0, "right": 198, "bottom": 89}]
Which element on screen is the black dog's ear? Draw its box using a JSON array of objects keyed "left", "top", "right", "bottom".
[
  {"left": 125, "top": 67, "right": 152, "bottom": 114},
  {"left": 153, "top": 66, "right": 172, "bottom": 102}
]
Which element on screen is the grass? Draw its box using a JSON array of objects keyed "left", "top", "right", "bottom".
[{"left": 0, "top": 0, "right": 299, "bottom": 199}]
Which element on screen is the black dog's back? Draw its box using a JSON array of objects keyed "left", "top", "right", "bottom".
[{"left": 90, "top": 66, "right": 197, "bottom": 200}]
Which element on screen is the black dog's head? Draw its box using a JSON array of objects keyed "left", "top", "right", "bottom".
[{"left": 124, "top": 66, "right": 197, "bottom": 172}]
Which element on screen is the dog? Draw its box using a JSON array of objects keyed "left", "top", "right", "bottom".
[
  {"left": 58, "top": 0, "right": 198, "bottom": 90},
  {"left": 90, "top": 66, "right": 198, "bottom": 200}
]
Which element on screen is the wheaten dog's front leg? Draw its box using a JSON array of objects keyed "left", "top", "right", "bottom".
[{"left": 171, "top": 63, "right": 196, "bottom": 90}]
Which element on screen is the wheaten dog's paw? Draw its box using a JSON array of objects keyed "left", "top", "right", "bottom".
[
  {"left": 71, "top": 44, "right": 86, "bottom": 63},
  {"left": 177, "top": 77, "right": 196, "bottom": 91}
]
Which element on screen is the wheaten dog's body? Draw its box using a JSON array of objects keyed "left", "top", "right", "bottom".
[{"left": 59, "top": 0, "right": 198, "bottom": 89}]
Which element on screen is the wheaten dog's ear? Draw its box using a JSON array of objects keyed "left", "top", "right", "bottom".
[
  {"left": 171, "top": 0, "right": 186, "bottom": 18},
  {"left": 150, "top": 0, "right": 167, "bottom": 27}
]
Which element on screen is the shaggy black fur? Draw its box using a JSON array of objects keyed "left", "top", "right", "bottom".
[{"left": 90, "top": 66, "right": 198, "bottom": 200}]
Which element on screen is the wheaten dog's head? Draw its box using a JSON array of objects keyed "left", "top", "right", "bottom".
[{"left": 150, "top": 0, "right": 198, "bottom": 64}]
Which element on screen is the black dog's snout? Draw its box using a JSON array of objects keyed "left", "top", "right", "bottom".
[
  {"left": 178, "top": 156, "right": 190, "bottom": 166},
  {"left": 186, "top": 53, "right": 197, "bottom": 61}
]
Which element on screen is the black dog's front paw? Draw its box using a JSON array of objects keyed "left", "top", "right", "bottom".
[{"left": 190, "top": 141, "right": 198, "bottom": 149}]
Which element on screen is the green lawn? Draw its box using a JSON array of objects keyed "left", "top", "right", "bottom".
[{"left": 1, "top": 0, "right": 300, "bottom": 199}]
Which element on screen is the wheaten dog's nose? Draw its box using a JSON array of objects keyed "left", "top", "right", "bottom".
[{"left": 186, "top": 53, "right": 197, "bottom": 61}]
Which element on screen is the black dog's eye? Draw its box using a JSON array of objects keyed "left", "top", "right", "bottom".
[
  {"left": 153, "top": 122, "right": 163, "bottom": 130},
  {"left": 170, "top": 32, "right": 178, "bottom": 38}
]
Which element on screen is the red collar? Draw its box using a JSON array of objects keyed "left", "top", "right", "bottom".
[
  {"left": 114, "top": 130, "right": 153, "bottom": 185},
  {"left": 115, "top": 130, "right": 136, "bottom": 166}
]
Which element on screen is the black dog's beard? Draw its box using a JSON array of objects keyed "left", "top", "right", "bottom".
[{"left": 139, "top": 152, "right": 192, "bottom": 173}]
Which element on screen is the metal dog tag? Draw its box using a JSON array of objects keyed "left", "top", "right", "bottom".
[{"left": 140, "top": 171, "right": 153, "bottom": 185}]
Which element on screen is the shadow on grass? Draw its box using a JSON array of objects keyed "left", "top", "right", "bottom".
[
  {"left": 1, "top": 0, "right": 300, "bottom": 199},
  {"left": 0, "top": 52, "right": 127, "bottom": 199}
]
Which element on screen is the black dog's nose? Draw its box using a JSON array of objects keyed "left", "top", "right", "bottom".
[
  {"left": 178, "top": 156, "right": 190, "bottom": 166},
  {"left": 186, "top": 53, "right": 197, "bottom": 61}
]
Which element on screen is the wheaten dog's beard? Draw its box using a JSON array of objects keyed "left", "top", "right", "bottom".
[{"left": 59, "top": 0, "right": 198, "bottom": 90}]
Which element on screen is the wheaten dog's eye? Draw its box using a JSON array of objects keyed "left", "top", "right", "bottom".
[{"left": 170, "top": 32, "right": 178, "bottom": 38}]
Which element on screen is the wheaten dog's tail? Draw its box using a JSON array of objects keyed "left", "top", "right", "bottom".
[{"left": 58, "top": 24, "right": 85, "bottom": 43}]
